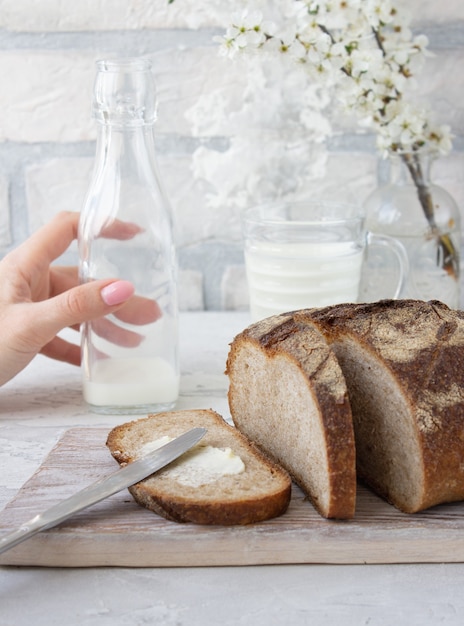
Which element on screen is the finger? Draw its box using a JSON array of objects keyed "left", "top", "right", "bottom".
[
  {"left": 113, "top": 295, "right": 162, "bottom": 325},
  {"left": 40, "top": 335, "right": 81, "bottom": 366},
  {"left": 7, "top": 211, "right": 80, "bottom": 270},
  {"left": 100, "top": 220, "right": 143, "bottom": 240},
  {"left": 8, "top": 212, "right": 145, "bottom": 273},
  {"left": 50, "top": 266, "right": 163, "bottom": 329},
  {"left": 92, "top": 316, "right": 144, "bottom": 348},
  {"left": 50, "top": 267, "right": 162, "bottom": 325},
  {"left": 31, "top": 279, "right": 135, "bottom": 346},
  {"left": 48, "top": 266, "right": 78, "bottom": 298}
]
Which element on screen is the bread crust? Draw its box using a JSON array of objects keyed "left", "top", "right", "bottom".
[
  {"left": 226, "top": 313, "right": 357, "bottom": 519},
  {"left": 107, "top": 409, "right": 292, "bottom": 525}
]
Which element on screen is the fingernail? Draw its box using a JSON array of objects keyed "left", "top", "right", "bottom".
[{"left": 101, "top": 280, "right": 135, "bottom": 306}]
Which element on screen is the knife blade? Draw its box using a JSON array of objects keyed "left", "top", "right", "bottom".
[{"left": 0, "top": 426, "right": 206, "bottom": 555}]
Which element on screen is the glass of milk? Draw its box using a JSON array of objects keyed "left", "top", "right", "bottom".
[{"left": 242, "top": 200, "right": 408, "bottom": 322}]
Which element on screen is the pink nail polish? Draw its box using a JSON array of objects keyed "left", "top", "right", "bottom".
[{"left": 101, "top": 280, "right": 135, "bottom": 306}]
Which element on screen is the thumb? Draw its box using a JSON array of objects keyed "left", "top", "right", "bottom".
[{"left": 37, "top": 279, "right": 135, "bottom": 338}]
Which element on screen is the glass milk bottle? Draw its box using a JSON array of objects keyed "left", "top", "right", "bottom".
[{"left": 78, "top": 58, "right": 179, "bottom": 414}]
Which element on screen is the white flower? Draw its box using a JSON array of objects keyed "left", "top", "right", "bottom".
[
  {"left": 413, "top": 34, "right": 430, "bottom": 54},
  {"left": 362, "top": 0, "right": 394, "bottom": 28},
  {"left": 375, "top": 101, "right": 428, "bottom": 152},
  {"left": 287, "top": 38, "right": 308, "bottom": 61},
  {"left": 217, "top": 0, "right": 451, "bottom": 157},
  {"left": 427, "top": 124, "right": 453, "bottom": 155},
  {"left": 215, "top": 9, "right": 273, "bottom": 57},
  {"left": 387, "top": 6, "right": 413, "bottom": 41},
  {"left": 347, "top": 47, "right": 383, "bottom": 78}
]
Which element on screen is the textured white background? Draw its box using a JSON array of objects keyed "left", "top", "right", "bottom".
[{"left": 0, "top": 0, "right": 463, "bottom": 309}]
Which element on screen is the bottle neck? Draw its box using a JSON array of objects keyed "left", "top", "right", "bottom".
[
  {"left": 95, "top": 121, "right": 157, "bottom": 175},
  {"left": 93, "top": 58, "right": 157, "bottom": 126}
]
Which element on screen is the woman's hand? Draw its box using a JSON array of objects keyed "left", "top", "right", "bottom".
[{"left": 0, "top": 211, "right": 136, "bottom": 386}]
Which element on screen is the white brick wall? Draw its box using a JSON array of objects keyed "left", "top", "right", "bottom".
[
  {"left": 0, "top": 0, "right": 228, "bottom": 31},
  {"left": 0, "top": 1, "right": 463, "bottom": 309}
]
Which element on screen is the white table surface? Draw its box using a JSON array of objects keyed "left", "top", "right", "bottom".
[{"left": 1, "top": 311, "right": 464, "bottom": 626}]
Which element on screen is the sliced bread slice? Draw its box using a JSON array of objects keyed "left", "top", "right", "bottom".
[
  {"left": 307, "top": 299, "right": 464, "bottom": 514},
  {"left": 226, "top": 313, "right": 356, "bottom": 519},
  {"left": 106, "top": 409, "right": 292, "bottom": 525}
]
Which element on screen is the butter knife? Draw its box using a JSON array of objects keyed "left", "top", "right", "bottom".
[{"left": 0, "top": 426, "right": 206, "bottom": 555}]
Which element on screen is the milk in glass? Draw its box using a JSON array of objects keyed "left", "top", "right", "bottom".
[{"left": 245, "top": 240, "right": 364, "bottom": 321}]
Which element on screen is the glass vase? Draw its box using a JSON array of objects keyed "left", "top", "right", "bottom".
[{"left": 362, "top": 149, "right": 461, "bottom": 309}]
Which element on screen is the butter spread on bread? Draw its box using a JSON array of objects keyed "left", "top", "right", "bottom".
[{"left": 139, "top": 437, "right": 245, "bottom": 487}]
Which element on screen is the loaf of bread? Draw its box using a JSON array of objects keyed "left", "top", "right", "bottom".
[
  {"left": 226, "top": 313, "right": 357, "bottom": 519},
  {"left": 227, "top": 299, "right": 464, "bottom": 516},
  {"left": 106, "top": 409, "right": 291, "bottom": 525}
]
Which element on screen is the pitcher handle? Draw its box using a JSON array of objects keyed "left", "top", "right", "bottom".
[{"left": 366, "top": 232, "right": 410, "bottom": 300}]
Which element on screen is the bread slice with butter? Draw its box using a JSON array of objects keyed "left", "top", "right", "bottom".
[{"left": 106, "top": 409, "right": 292, "bottom": 525}]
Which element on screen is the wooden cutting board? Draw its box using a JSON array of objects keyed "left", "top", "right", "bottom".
[{"left": 1, "top": 427, "right": 464, "bottom": 567}]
